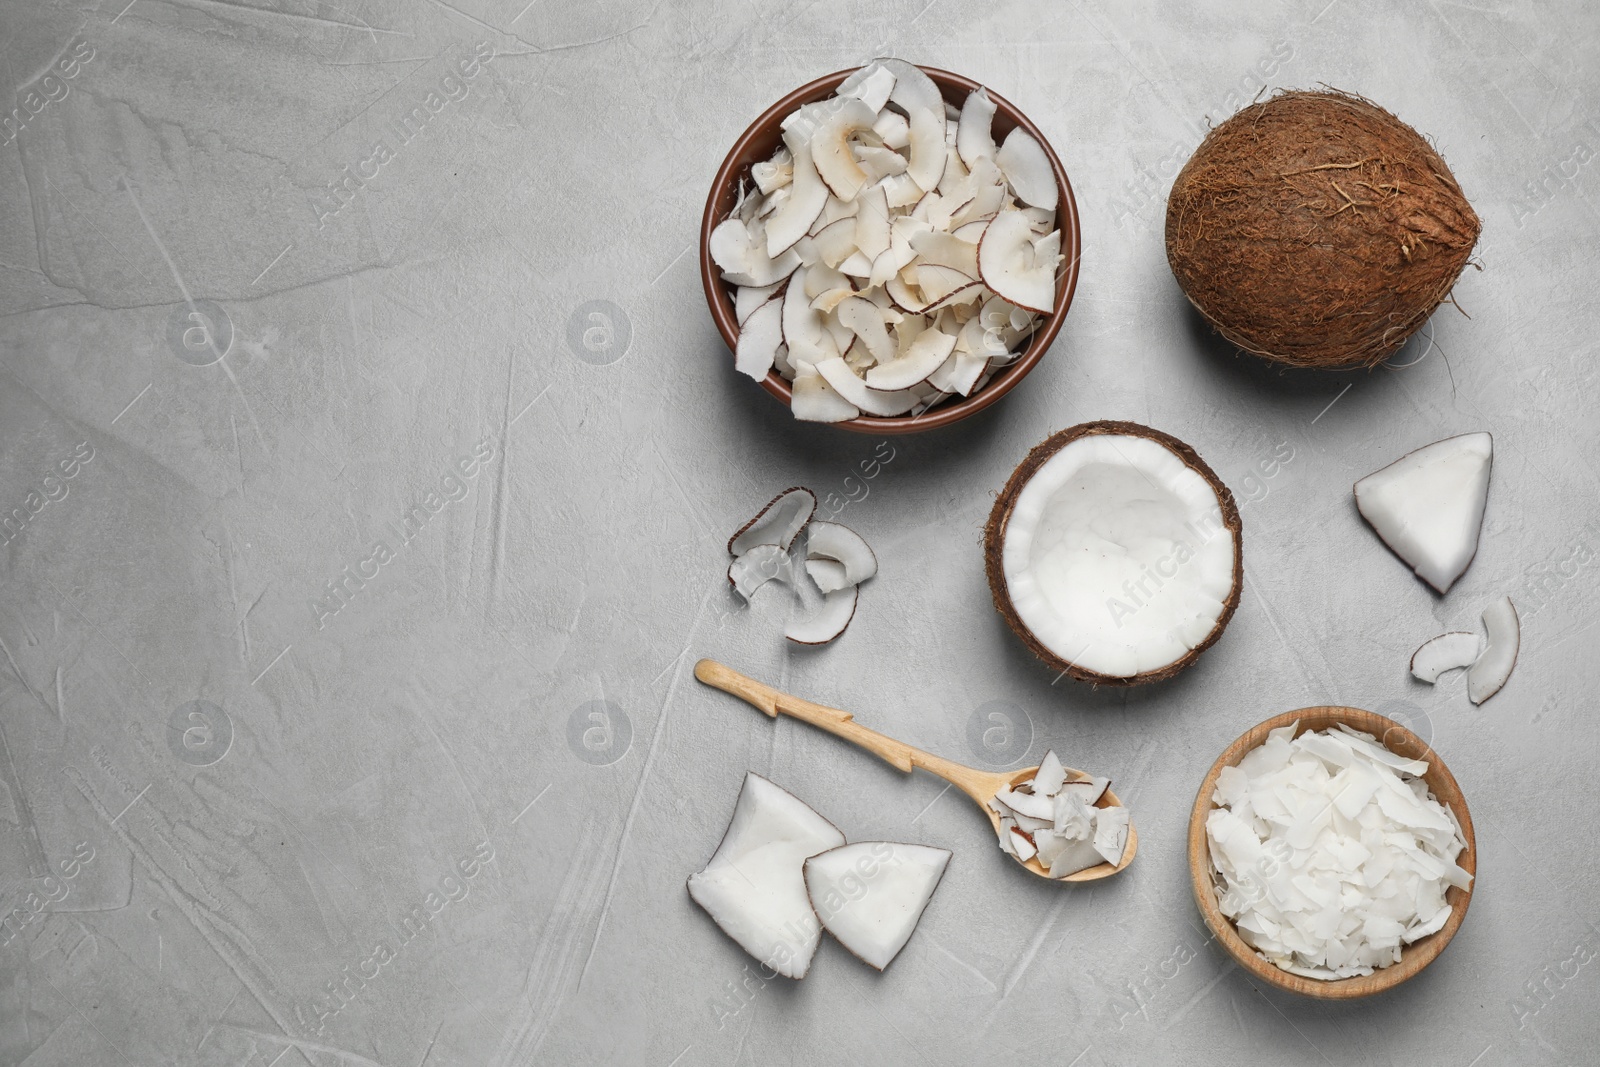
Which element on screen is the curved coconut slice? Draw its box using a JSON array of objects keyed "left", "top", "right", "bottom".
[
  {"left": 837, "top": 251, "right": 875, "bottom": 279},
  {"left": 729, "top": 487, "right": 817, "bottom": 555},
  {"left": 1033, "top": 228, "right": 1061, "bottom": 271},
  {"left": 872, "top": 108, "right": 910, "bottom": 150},
  {"left": 872, "top": 216, "right": 929, "bottom": 288},
  {"left": 782, "top": 265, "right": 831, "bottom": 364},
  {"left": 885, "top": 273, "right": 931, "bottom": 315},
  {"left": 804, "top": 558, "right": 850, "bottom": 594},
  {"left": 909, "top": 229, "right": 980, "bottom": 277},
  {"left": 729, "top": 543, "right": 794, "bottom": 599},
  {"left": 836, "top": 61, "right": 896, "bottom": 113},
  {"left": 687, "top": 772, "right": 846, "bottom": 978},
  {"left": 880, "top": 59, "right": 947, "bottom": 191},
  {"left": 925, "top": 351, "right": 959, "bottom": 393},
  {"left": 765, "top": 138, "right": 831, "bottom": 257},
  {"left": 710, "top": 217, "right": 752, "bottom": 274},
  {"left": 735, "top": 297, "right": 784, "bottom": 381},
  {"left": 810, "top": 287, "right": 855, "bottom": 315},
  {"left": 804, "top": 261, "right": 849, "bottom": 299},
  {"left": 810, "top": 216, "right": 860, "bottom": 268},
  {"left": 791, "top": 371, "right": 858, "bottom": 423},
  {"left": 914, "top": 264, "right": 976, "bottom": 305},
  {"left": 1468, "top": 596, "right": 1518, "bottom": 704},
  {"left": 926, "top": 281, "right": 985, "bottom": 314},
  {"left": 853, "top": 184, "right": 892, "bottom": 262},
  {"left": 811, "top": 97, "right": 879, "bottom": 200},
  {"left": 815, "top": 357, "right": 917, "bottom": 416},
  {"left": 995, "top": 128, "right": 1058, "bottom": 211},
  {"left": 978, "top": 209, "right": 1056, "bottom": 314},
  {"left": 785, "top": 585, "right": 858, "bottom": 644},
  {"left": 754, "top": 185, "right": 790, "bottom": 221},
  {"left": 713, "top": 218, "right": 802, "bottom": 287},
  {"left": 956, "top": 87, "right": 998, "bottom": 166},
  {"left": 835, "top": 297, "right": 894, "bottom": 366},
  {"left": 947, "top": 351, "right": 987, "bottom": 395},
  {"left": 854, "top": 144, "right": 908, "bottom": 181},
  {"left": 1410, "top": 631, "right": 1483, "bottom": 683},
  {"left": 866, "top": 327, "right": 955, "bottom": 390},
  {"left": 1355, "top": 432, "right": 1493, "bottom": 595},
  {"left": 805, "top": 521, "right": 877, "bottom": 584},
  {"left": 736, "top": 281, "right": 784, "bottom": 324},
  {"left": 802, "top": 842, "right": 950, "bottom": 971},
  {"left": 985, "top": 422, "right": 1243, "bottom": 684},
  {"left": 1020, "top": 205, "right": 1056, "bottom": 232},
  {"left": 937, "top": 146, "right": 970, "bottom": 197},
  {"left": 751, "top": 151, "right": 793, "bottom": 194}
]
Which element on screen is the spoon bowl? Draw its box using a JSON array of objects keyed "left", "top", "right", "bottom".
[{"left": 695, "top": 659, "right": 1136, "bottom": 882}]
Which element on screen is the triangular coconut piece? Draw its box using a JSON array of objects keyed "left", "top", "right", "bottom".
[
  {"left": 1354, "top": 432, "right": 1492, "bottom": 594},
  {"left": 687, "top": 773, "right": 846, "bottom": 978},
  {"left": 803, "top": 841, "right": 951, "bottom": 971}
]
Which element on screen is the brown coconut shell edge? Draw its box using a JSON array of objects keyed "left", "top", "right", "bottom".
[{"left": 983, "top": 421, "right": 1244, "bottom": 686}]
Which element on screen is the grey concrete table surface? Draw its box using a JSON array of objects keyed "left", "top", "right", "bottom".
[{"left": 1, "top": 1, "right": 1596, "bottom": 1064}]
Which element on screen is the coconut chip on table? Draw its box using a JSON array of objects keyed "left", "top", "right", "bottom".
[
  {"left": 724, "top": 487, "right": 877, "bottom": 645},
  {"left": 709, "top": 60, "right": 1064, "bottom": 423},
  {"left": 1206, "top": 721, "right": 1471, "bottom": 980},
  {"left": 987, "top": 749, "right": 1127, "bottom": 877},
  {"left": 1409, "top": 594, "right": 1519, "bottom": 704}
]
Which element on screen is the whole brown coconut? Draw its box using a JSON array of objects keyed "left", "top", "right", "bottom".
[{"left": 1165, "top": 90, "right": 1480, "bottom": 369}]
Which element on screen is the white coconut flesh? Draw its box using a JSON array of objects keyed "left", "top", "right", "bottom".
[
  {"left": 1000, "top": 434, "right": 1236, "bottom": 678},
  {"left": 713, "top": 61, "right": 1063, "bottom": 422},
  {"left": 803, "top": 842, "right": 950, "bottom": 971},
  {"left": 688, "top": 773, "right": 846, "bottom": 978},
  {"left": 1467, "top": 596, "right": 1518, "bottom": 705},
  {"left": 729, "top": 543, "right": 793, "bottom": 599},
  {"left": 729, "top": 487, "right": 817, "bottom": 555},
  {"left": 1207, "top": 722, "right": 1471, "bottom": 980},
  {"left": 1354, "top": 432, "right": 1492, "bottom": 594},
  {"left": 988, "top": 749, "right": 1129, "bottom": 877},
  {"left": 785, "top": 586, "right": 859, "bottom": 645},
  {"left": 805, "top": 521, "right": 877, "bottom": 584},
  {"left": 805, "top": 558, "right": 850, "bottom": 594},
  {"left": 1409, "top": 631, "right": 1482, "bottom": 684}
]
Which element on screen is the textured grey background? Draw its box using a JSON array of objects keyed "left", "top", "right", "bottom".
[{"left": 1, "top": 0, "right": 1597, "bottom": 1064}]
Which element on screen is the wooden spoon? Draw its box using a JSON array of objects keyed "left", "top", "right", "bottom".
[{"left": 694, "top": 659, "right": 1136, "bottom": 882}]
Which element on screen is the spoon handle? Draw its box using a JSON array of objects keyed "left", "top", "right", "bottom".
[{"left": 693, "top": 659, "right": 990, "bottom": 799}]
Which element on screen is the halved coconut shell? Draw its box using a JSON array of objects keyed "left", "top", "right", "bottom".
[{"left": 984, "top": 421, "right": 1243, "bottom": 685}]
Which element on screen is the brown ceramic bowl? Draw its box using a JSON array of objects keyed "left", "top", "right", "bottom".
[
  {"left": 700, "top": 66, "right": 1081, "bottom": 434},
  {"left": 1187, "top": 707, "right": 1476, "bottom": 999}
]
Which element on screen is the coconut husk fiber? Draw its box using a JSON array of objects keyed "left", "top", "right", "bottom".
[{"left": 1166, "top": 89, "right": 1480, "bottom": 369}]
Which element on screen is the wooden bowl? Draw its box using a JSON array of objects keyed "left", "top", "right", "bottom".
[
  {"left": 1187, "top": 707, "right": 1476, "bottom": 999},
  {"left": 699, "top": 66, "right": 1081, "bottom": 435}
]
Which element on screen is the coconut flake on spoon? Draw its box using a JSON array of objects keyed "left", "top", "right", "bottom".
[
  {"left": 989, "top": 749, "right": 1130, "bottom": 878},
  {"left": 985, "top": 421, "right": 1243, "bottom": 684}
]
